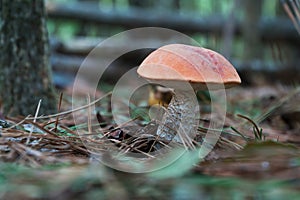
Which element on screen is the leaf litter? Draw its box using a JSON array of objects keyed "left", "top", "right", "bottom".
[{"left": 0, "top": 85, "right": 299, "bottom": 198}]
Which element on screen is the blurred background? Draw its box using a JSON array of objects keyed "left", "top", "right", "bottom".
[
  {"left": 47, "top": 0, "right": 300, "bottom": 90},
  {"left": 1, "top": 1, "right": 300, "bottom": 199}
]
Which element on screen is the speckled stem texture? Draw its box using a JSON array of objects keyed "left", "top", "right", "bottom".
[{"left": 156, "top": 90, "right": 199, "bottom": 147}]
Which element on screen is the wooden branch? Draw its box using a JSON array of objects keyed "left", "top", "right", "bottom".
[{"left": 46, "top": 2, "right": 300, "bottom": 42}]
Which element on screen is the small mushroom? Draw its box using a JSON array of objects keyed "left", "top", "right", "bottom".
[
  {"left": 148, "top": 85, "right": 174, "bottom": 107},
  {"left": 137, "top": 44, "right": 241, "bottom": 148}
]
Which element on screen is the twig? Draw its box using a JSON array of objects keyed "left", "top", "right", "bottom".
[
  {"left": 237, "top": 114, "right": 260, "bottom": 135},
  {"left": 4, "top": 115, "right": 31, "bottom": 131},
  {"left": 219, "top": 136, "right": 243, "bottom": 150},
  {"left": 86, "top": 94, "right": 92, "bottom": 134},
  {"left": 291, "top": 0, "right": 300, "bottom": 22},
  {"left": 256, "top": 86, "right": 300, "bottom": 123},
  {"left": 230, "top": 126, "right": 249, "bottom": 141},
  {"left": 24, "top": 120, "right": 59, "bottom": 138},
  {"left": 26, "top": 99, "right": 42, "bottom": 145},
  {"left": 26, "top": 91, "right": 112, "bottom": 120},
  {"left": 54, "top": 92, "right": 63, "bottom": 133},
  {"left": 116, "top": 141, "right": 156, "bottom": 158},
  {"left": 282, "top": 0, "right": 300, "bottom": 35}
]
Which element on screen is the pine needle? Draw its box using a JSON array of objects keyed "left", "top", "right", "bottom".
[
  {"left": 26, "top": 91, "right": 112, "bottom": 120},
  {"left": 26, "top": 99, "right": 42, "bottom": 145}
]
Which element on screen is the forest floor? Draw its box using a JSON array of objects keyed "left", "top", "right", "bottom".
[{"left": 0, "top": 83, "right": 299, "bottom": 199}]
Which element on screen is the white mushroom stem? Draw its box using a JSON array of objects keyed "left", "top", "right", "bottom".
[{"left": 156, "top": 90, "right": 199, "bottom": 148}]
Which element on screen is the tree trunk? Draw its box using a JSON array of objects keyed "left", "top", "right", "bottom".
[
  {"left": 221, "top": 0, "right": 241, "bottom": 59},
  {"left": 0, "top": 0, "right": 56, "bottom": 116},
  {"left": 242, "top": 0, "right": 263, "bottom": 62}
]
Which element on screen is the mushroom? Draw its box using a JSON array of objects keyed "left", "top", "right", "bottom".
[
  {"left": 148, "top": 85, "right": 174, "bottom": 107},
  {"left": 137, "top": 44, "right": 241, "bottom": 148}
]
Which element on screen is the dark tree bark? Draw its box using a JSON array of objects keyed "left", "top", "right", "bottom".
[{"left": 0, "top": 0, "right": 56, "bottom": 116}]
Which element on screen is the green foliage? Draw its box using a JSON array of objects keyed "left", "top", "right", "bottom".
[
  {"left": 128, "top": 102, "right": 151, "bottom": 122},
  {"left": 149, "top": 149, "right": 200, "bottom": 179},
  {"left": 262, "top": 0, "right": 278, "bottom": 17},
  {"left": 0, "top": 140, "right": 299, "bottom": 199},
  {"left": 47, "top": 19, "right": 81, "bottom": 41},
  {"left": 47, "top": 0, "right": 280, "bottom": 48},
  {"left": 231, "top": 114, "right": 267, "bottom": 142}
]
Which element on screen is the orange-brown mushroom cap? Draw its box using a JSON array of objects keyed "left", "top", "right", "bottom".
[{"left": 137, "top": 44, "right": 241, "bottom": 90}]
